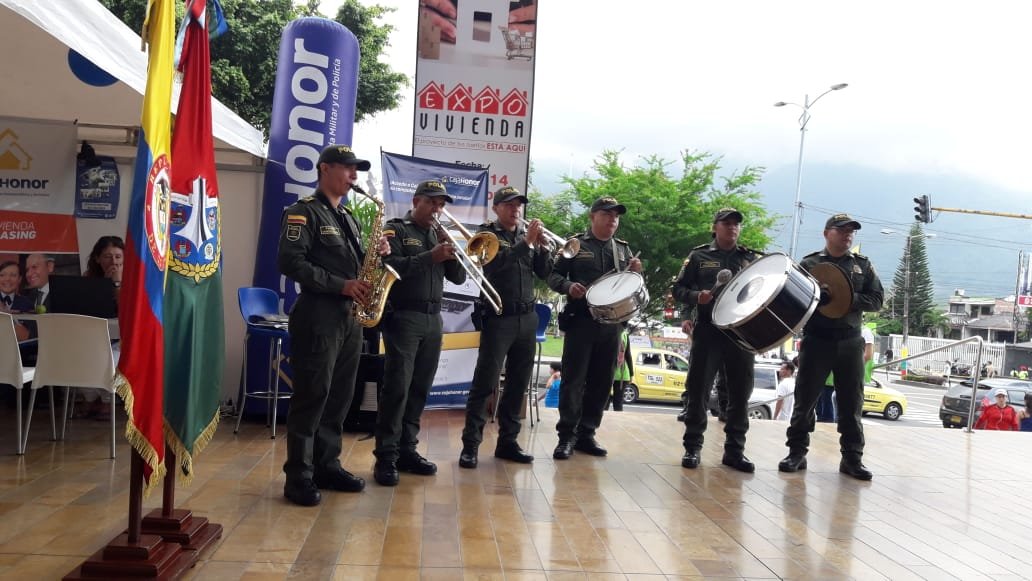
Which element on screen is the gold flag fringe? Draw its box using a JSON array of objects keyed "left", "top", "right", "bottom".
[
  {"left": 114, "top": 371, "right": 166, "bottom": 497},
  {"left": 163, "top": 409, "right": 220, "bottom": 487}
]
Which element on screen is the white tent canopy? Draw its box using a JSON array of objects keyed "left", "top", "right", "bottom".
[{"left": 0, "top": 0, "right": 266, "bottom": 159}]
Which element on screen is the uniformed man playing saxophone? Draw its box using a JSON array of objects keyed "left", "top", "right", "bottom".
[{"left": 277, "top": 145, "right": 390, "bottom": 507}]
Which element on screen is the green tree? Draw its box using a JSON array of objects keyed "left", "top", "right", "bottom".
[
  {"left": 882, "top": 223, "right": 937, "bottom": 337},
  {"left": 535, "top": 150, "right": 776, "bottom": 320},
  {"left": 99, "top": 0, "right": 407, "bottom": 135}
]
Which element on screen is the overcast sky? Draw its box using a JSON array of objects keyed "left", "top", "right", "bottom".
[{"left": 321, "top": 0, "right": 1032, "bottom": 297}]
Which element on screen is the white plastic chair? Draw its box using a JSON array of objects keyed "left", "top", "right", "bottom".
[
  {"left": 24, "top": 314, "right": 117, "bottom": 458},
  {"left": 1, "top": 313, "right": 40, "bottom": 454}
]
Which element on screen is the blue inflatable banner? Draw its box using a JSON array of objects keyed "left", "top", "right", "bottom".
[
  {"left": 253, "top": 17, "right": 360, "bottom": 308},
  {"left": 243, "top": 17, "right": 359, "bottom": 417}
]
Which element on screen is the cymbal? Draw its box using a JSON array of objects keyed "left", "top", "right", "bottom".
[{"left": 810, "top": 262, "right": 853, "bottom": 318}]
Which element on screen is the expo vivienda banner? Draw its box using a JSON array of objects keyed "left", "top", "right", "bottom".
[
  {"left": 413, "top": 0, "right": 538, "bottom": 197},
  {"left": 0, "top": 118, "right": 78, "bottom": 254}
]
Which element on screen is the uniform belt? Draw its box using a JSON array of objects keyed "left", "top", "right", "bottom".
[
  {"left": 804, "top": 326, "right": 861, "bottom": 340},
  {"left": 391, "top": 300, "right": 441, "bottom": 314},
  {"left": 493, "top": 301, "right": 535, "bottom": 316}
]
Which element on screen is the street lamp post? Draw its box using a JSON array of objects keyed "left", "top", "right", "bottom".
[
  {"left": 881, "top": 228, "right": 936, "bottom": 346},
  {"left": 775, "top": 83, "right": 848, "bottom": 260}
]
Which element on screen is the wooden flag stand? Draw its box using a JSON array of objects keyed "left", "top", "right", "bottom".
[
  {"left": 63, "top": 448, "right": 222, "bottom": 579},
  {"left": 63, "top": 452, "right": 197, "bottom": 579},
  {"left": 141, "top": 447, "right": 223, "bottom": 551}
]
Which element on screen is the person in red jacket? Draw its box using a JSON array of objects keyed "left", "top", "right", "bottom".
[{"left": 975, "top": 388, "right": 1020, "bottom": 431}]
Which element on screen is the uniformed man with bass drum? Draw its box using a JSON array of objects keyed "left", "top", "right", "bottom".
[{"left": 674, "top": 208, "right": 760, "bottom": 473}]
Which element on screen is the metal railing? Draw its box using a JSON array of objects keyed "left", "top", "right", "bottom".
[{"left": 875, "top": 335, "right": 985, "bottom": 432}]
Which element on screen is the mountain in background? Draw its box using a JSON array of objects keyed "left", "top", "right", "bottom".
[{"left": 532, "top": 158, "right": 1032, "bottom": 303}]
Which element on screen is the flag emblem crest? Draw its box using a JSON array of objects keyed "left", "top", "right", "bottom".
[{"left": 145, "top": 154, "right": 171, "bottom": 270}]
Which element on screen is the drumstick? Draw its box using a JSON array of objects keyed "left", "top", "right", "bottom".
[{"left": 621, "top": 251, "right": 642, "bottom": 272}]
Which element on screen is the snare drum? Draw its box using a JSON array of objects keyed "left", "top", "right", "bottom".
[
  {"left": 585, "top": 271, "right": 649, "bottom": 324},
  {"left": 711, "top": 253, "right": 819, "bottom": 353}
]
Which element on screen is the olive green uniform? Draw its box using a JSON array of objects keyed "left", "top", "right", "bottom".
[
  {"left": 786, "top": 250, "right": 883, "bottom": 460},
  {"left": 546, "top": 232, "right": 633, "bottom": 443},
  {"left": 375, "top": 212, "right": 466, "bottom": 461},
  {"left": 277, "top": 191, "right": 365, "bottom": 483},
  {"left": 673, "top": 242, "right": 759, "bottom": 456},
  {"left": 461, "top": 221, "right": 551, "bottom": 449}
]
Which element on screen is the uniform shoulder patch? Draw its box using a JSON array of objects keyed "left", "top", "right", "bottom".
[
  {"left": 286, "top": 214, "right": 307, "bottom": 225},
  {"left": 854, "top": 253, "right": 869, "bottom": 261},
  {"left": 299, "top": 196, "right": 316, "bottom": 204},
  {"left": 692, "top": 243, "right": 710, "bottom": 250},
  {"left": 802, "top": 251, "right": 820, "bottom": 258},
  {"left": 615, "top": 237, "right": 628, "bottom": 245}
]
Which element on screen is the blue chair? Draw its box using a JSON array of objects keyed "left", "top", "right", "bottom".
[
  {"left": 529, "top": 303, "right": 552, "bottom": 426},
  {"left": 235, "top": 287, "right": 291, "bottom": 439}
]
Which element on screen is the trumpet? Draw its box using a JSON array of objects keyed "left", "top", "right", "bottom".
[
  {"left": 432, "top": 215, "right": 504, "bottom": 315},
  {"left": 517, "top": 218, "right": 581, "bottom": 259},
  {"left": 437, "top": 206, "right": 499, "bottom": 266}
]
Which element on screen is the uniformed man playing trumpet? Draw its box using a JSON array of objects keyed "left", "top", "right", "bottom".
[{"left": 459, "top": 186, "right": 552, "bottom": 468}]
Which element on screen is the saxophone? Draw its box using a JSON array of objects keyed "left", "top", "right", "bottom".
[{"left": 350, "top": 185, "right": 400, "bottom": 327}]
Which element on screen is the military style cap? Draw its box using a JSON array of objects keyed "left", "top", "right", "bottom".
[
  {"left": 493, "top": 186, "right": 528, "bottom": 205},
  {"left": 714, "top": 207, "right": 743, "bottom": 222},
  {"left": 825, "top": 213, "right": 862, "bottom": 230},
  {"left": 318, "top": 145, "right": 371, "bottom": 171},
  {"left": 590, "top": 196, "right": 626, "bottom": 214},
  {"left": 414, "top": 179, "right": 455, "bottom": 203}
]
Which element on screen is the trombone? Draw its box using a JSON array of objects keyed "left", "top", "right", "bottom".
[
  {"left": 517, "top": 218, "right": 581, "bottom": 259},
  {"left": 438, "top": 206, "right": 499, "bottom": 266},
  {"left": 432, "top": 213, "right": 504, "bottom": 315}
]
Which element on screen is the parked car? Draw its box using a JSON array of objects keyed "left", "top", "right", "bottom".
[
  {"left": 622, "top": 348, "right": 690, "bottom": 404},
  {"left": 939, "top": 378, "right": 1032, "bottom": 428},
  {"left": 861, "top": 379, "right": 907, "bottom": 420},
  {"left": 708, "top": 364, "right": 781, "bottom": 419}
]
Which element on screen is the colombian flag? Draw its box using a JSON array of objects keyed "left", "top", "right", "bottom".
[{"left": 116, "top": 0, "right": 175, "bottom": 493}]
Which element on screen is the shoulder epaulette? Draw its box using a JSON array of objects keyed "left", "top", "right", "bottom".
[
  {"left": 480, "top": 220, "right": 494, "bottom": 228},
  {"left": 854, "top": 253, "right": 869, "bottom": 261},
  {"left": 691, "top": 243, "right": 709, "bottom": 250},
  {"left": 341, "top": 205, "right": 353, "bottom": 215},
  {"left": 682, "top": 258, "right": 690, "bottom": 267},
  {"left": 386, "top": 217, "right": 404, "bottom": 224},
  {"left": 802, "top": 250, "right": 820, "bottom": 258},
  {"left": 298, "top": 196, "right": 316, "bottom": 204},
  {"left": 738, "top": 245, "right": 761, "bottom": 254},
  {"left": 615, "top": 237, "right": 628, "bottom": 245}
]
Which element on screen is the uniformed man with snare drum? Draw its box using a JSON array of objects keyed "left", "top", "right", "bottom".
[{"left": 547, "top": 196, "right": 641, "bottom": 460}]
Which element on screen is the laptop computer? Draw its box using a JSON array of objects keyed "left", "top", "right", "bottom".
[{"left": 47, "top": 275, "right": 119, "bottom": 318}]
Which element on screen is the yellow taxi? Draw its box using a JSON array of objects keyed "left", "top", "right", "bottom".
[
  {"left": 862, "top": 379, "right": 907, "bottom": 421},
  {"left": 622, "top": 348, "right": 690, "bottom": 403}
]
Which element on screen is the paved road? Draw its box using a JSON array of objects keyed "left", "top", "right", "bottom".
[{"left": 531, "top": 361, "right": 955, "bottom": 429}]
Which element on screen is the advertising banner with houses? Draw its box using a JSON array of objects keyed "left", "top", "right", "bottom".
[
  {"left": 413, "top": 0, "right": 538, "bottom": 198},
  {"left": 0, "top": 117, "right": 78, "bottom": 254}
]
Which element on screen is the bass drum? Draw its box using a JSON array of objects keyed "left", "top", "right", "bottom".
[
  {"left": 585, "top": 271, "right": 649, "bottom": 324},
  {"left": 711, "top": 253, "right": 819, "bottom": 353}
]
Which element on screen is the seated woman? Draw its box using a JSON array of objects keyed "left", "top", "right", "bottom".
[
  {"left": 84, "top": 235, "right": 124, "bottom": 290},
  {"left": 77, "top": 235, "right": 125, "bottom": 420}
]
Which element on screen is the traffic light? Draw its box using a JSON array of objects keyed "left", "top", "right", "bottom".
[{"left": 913, "top": 194, "right": 931, "bottom": 223}]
